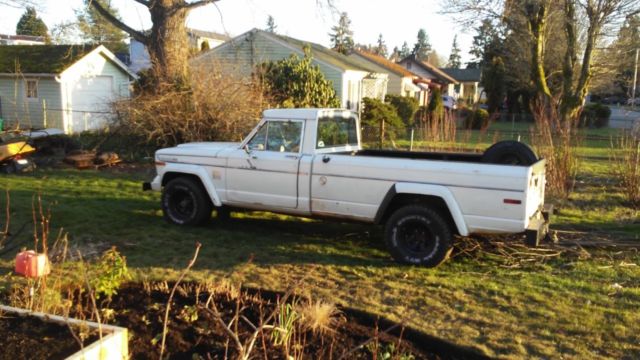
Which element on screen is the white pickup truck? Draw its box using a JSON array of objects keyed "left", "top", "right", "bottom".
[{"left": 144, "top": 108, "right": 551, "bottom": 267}]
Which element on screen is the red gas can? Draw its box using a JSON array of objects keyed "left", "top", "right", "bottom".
[{"left": 15, "top": 251, "right": 51, "bottom": 278}]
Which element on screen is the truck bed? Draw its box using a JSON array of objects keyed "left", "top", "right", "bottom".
[{"left": 352, "top": 149, "right": 484, "bottom": 163}]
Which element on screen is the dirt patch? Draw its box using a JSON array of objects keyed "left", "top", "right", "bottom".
[
  {"left": 72, "top": 283, "right": 485, "bottom": 360},
  {"left": 0, "top": 313, "right": 98, "bottom": 360}
]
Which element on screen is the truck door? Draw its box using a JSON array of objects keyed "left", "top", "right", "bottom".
[{"left": 226, "top": 119, "right": 303, "bottom": 209}]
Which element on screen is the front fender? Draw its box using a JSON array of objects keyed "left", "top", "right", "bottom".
[
  {"left": 159, "top": 163, "right": 222, "bottom": 207},
  {"left": 394, "top": 182, "right": 469, "bottom": 236}
]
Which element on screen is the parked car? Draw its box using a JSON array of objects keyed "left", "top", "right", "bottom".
[
  {"left": 144, "top": 109, "right": 551, "bottom": 267},
  {"left": 442, "top": 95, "right": 457, "bottom": 110},
  {"left": 627, "top": 98, "right": 638, "bottom": 106},
  {"left": 602, "top": 96, "right": 626, "bottom": 105}
]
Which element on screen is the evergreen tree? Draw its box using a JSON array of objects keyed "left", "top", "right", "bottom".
[
  {"left": 16, "top": 7, "right": 49, "bottom": 39},
  {"left": 374, "top": 34, "right": 388, "bottom": 57},
  {"left": 412, "top": 29, "right": 432, "bottom": 61},
  {"left": 399, "top": 41, "right": 411, "bottom": 59},
  {"left": 261, "top": 45, "right": 341, "bottom": 108},
  {"left": 329, "top": 12, "right": 354, "bottom": 55},
  {"left": 612, "top": 15, "right": 640, "bottom": 96},
  {"left": 468, "top": 19, "right": 499, "bottom": 68},
  {"left": 390, "top": 46, "right": 401, "bottom": 61},
  {"left": 76, "top": 0, "right": 127, "bottom": 53},
  {"left": 447, "top": 35, "right": 462, "bottom": 68},
  {"left": 266, "top": 15, "right": 277, "bottom": 33}
]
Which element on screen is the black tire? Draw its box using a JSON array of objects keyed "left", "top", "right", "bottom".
[
  {"left": 482, "top": 140, "right": 538, "bottom": 165},
  {"left": 384, "top": 205, "right": 453, "bottom": 267},
  {"left": 162, "top": 177, "right": 212, "bottom": 226}
]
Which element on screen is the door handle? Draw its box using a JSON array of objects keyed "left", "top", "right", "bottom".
[
  {"left": 322, "top": 155, "right": 331, "bottom": 163},
  {"left": 285, "top": 154, "right": 299, "bottom": 160}
]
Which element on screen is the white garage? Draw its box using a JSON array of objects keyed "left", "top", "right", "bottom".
[{"left": 0, "top": 44, "right": 136, "bottom": 133}]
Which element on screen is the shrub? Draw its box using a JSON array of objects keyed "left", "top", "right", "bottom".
[
  {"left": 610, "top": 133, "right": 640, "bottom": 208},
  {"left": 580, "top": 103, "right": 611, "bottom": 128},
  {"left": 361, "top": 97, "right": 404, "bottom": 145},
  {"left": 464, "top": 109, "right": 490, "bottom": 130},
  {"left": 116, "top": 67, "right": 266, "bottom": 147},
  {"left": 385, "top": 94, "right": 419, "bottom": 127},
  {"left": 259, "top": 46, "right": 341, "bottom": 109}
]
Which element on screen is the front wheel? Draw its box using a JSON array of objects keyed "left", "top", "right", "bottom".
[
  {"left": 162, "top": 177, "right": 212, "bottom": 226},
  {"left": 384, "top": 205, "right": 453, "bottom": 267}
]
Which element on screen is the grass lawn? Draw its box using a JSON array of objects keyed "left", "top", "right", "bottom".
[{"left": 1, "top": 155, "right": 638, "bottom": 359}]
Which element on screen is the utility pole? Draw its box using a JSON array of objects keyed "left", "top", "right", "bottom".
[{"left": 632, "top": 48, "right": 639, "bottom": 110}]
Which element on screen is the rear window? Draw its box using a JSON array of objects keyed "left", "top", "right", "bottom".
[{"left": 316, "top": 116, "right": 358, "bottom": 149}]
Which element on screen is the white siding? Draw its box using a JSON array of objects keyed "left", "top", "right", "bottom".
[{"left": 0, "top": 76, "right": 63, "bottom": 129}]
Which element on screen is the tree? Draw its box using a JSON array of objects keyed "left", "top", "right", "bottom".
[
  {"left": 412, "top": 28, "right": 432, "bottom": 61},
  {"left": 266, "top": 15, "right": 277, "bottom": 33},
  {"left": 447, "top": 35, "right": 462, "bottom": 68},
  {"left": 482, "top": 56, "right": 506, "bottom": 113},
  {"left": 261, "top": 46, "right": 341, "bottom": 108},
  {"left": 88, "top": 0, "right": 221, "bottom": 91},
  {"left": 399, "top": 41, "right": 412, "bottom": 59},
  {"left": 389, "top": 46, "right": 401, "bottom": 61},
  {"left": 374, "top": 34, "right": 388, "bottom": 57},
  {"left": 611, "top": 15, "right": 640, "bottom": 96},
  {"left": 16, "top": 6, "right": 48, "bottom": 39},
  {"left": 426, "top": 50, "right": 444, "bottom": 67},
  {"left": 329, "top": 12, "right": 355, "bottom": 55},
  {"left": 468, "top": 19, "right": 500, "bottom": 68},
  {"left": 76, "top": 0, "right": 127, "bottom": 53}
]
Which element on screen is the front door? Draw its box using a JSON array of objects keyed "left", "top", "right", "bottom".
[{"left": 226, "top": 119, "right": 303, "bottom": 209}]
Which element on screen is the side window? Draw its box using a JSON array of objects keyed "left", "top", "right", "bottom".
[
  {"left": 25, "top": 79, "right": 38, "bottom": 99},
  {"left": 317, "top": 116, "right": 358, "bottom": 149},
  {"left": 266, "top": 121, "right": 303, "bottom": 153},
  {"left": 247, "top": 121, "right": 303, "bottom": 153},
  {"left": 247, "top": 123, "right": 268, "bottom": 151}
]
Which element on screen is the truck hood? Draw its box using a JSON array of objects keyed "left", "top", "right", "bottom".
[{"left": 156, "top": 142, "right": 239, "bottom": 158}]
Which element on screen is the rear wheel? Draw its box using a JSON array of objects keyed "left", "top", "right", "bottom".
[
  {"left": 384, "top": 205, "right": 453, "bottom": 267},
  {"left": 162, "top": 177, "right": 212, "bottom": 226}
]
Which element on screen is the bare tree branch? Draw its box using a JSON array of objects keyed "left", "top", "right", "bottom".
[
  {"left": 183, "top": 0, "right": 220, "bottom": 10},
  {"left": 88, "top": 0, "right": 148, "bottom": 43}
]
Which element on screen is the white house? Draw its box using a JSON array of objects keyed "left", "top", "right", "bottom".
[
  {"left": 193, "top": 29, "right": 388, "bottom": 112},
  {"left": 0, "top": 34, "right": 46, "bottom": 45},
  {"left": 440, "top": 68, "right": 483, "bottom": 104},
  {"left": 0, "top": 44, "right": 136, "bottom": 133},
  {"left": 348, "top": 50, "right": 430, "bottom": 105},
  {"left": 129, "top": 28, "right": 230, "bottom": 73}
]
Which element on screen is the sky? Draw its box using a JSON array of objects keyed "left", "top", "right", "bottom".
[{"left": 0, "top": 0, "right": 475, "bottom": 64}]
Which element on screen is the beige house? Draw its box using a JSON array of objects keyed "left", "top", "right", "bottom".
[
  {"left": 193, "top": 29, "right": 388, "bottom": 112},
  {"left": 348, "top": 50, "right": 430, "bottom": 105}
]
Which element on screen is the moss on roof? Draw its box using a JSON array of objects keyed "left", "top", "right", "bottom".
[
  {"left": 0, "top": 45, "right": 97, "bottom": 74},
  {"left": 259, "top": 30, "right": 380, "bottom": 73}
]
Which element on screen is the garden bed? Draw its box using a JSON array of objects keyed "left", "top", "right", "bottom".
[
  {"left": 0, "top": 305, "right": 127, "bottom": 360},
  {"left": 71, "top": 283, "right": 487, "bottom": 360}
]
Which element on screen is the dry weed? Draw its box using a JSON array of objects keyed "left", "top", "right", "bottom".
[{"left": 610, "top": 132, "right": 640, "bottom": 208}]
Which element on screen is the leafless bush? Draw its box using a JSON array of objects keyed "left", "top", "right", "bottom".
[
  {"left": 610, "top": 132, "right": 640, "bottom": 208},
  {"left": 115, "top": 66, "right": 268, "bottom": 147},
  {"left": 530, "top": 99, "right": 580, "bottom": 198},
  {"left": 415, "top": 109, "right": 457, "bottom": 143}
]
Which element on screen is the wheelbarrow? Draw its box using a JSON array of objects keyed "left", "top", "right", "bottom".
[{"left": 0, "top": 132, "right": 36, "bottom": 174}]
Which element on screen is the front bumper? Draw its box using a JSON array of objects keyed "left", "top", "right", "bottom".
[
  {"left": 142, "top": 175, "right": 162, "bottom": 191},
  {"left": 525, "top": 204, "right": 554, "bottom": 247}
]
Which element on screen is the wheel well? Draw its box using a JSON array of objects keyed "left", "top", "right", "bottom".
[
  {"left": 161, "top": 172, "right": 213, "bottom": 206},
  {"left": 379, "top": 194, "right": 459, "bottom": 235}
]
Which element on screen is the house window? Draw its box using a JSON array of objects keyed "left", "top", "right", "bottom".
[{"left": 25, "top": 79, "right": 38, "bottom": 99}]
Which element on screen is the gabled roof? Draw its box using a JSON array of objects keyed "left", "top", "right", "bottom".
[
  {"left": 440, "top": 68, "right": 481, "bottom": 82},
  {"left": 0, "top": 44, "right": 136, "bottom": 78},
  {"left": 187, "top": 29, "right": 230, "bottom": 42},
  {"left": 399, "top": 54, "right": 458, "bottom": 84},
  {"left": 349, "top": 50, "right": 417, "bottom": 77},
  {"left": 207, "top": 29, "right": 380, "bottom": 73},
  {"left": 259, "top": 30, "right": 380, "bottom": 73},
  {"left": 0, "top": 45, "right": 96, "bottom": 73}
]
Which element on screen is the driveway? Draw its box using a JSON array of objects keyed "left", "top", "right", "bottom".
[{"left": 609, "top": 106, "right": 640, "bottom": 129}]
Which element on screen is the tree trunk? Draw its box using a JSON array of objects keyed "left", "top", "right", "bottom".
[
  {"left": 148, "top": 0, "right": 190, "bottom": 90},
  {"left": 526, "top": 2, "right": 552, "bottom": 99},
  {"left": 560, "top": 0, "right": 578, "bottom": 125}
]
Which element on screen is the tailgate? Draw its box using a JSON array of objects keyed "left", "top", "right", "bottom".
[{"left": 524, "top": 159, "right": 546, "bottom": 224}]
